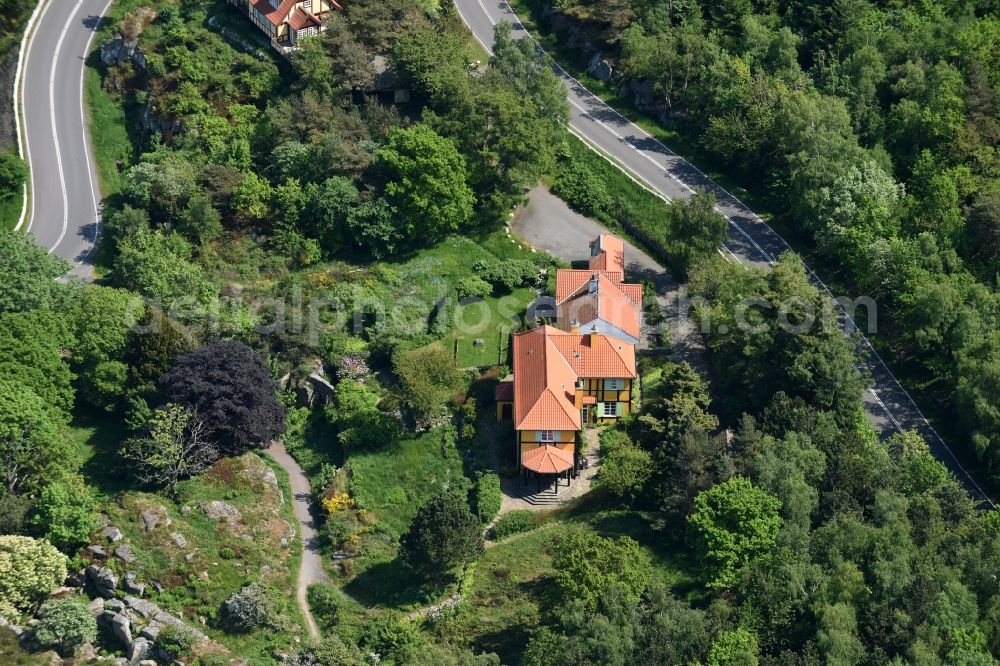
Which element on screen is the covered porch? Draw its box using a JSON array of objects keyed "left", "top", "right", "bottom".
[{"left": 520, "top": 444, "right": 577, "bottom": 495}]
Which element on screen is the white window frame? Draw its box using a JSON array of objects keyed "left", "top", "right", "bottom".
[
  {"left": 602, "top": 402, "right": 618, "bottom": 418},
  {"left": 604, "top": 378, "right": 623, "bottom": 391},
  {"left": 539, "top": 430, "right": 555, "bottom": 443},
  {"left": 303, "top": 0, "right": 312, "bottom": 9}
]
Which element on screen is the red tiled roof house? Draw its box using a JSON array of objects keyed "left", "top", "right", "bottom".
[
  {"left": 228, "top": 0, "right": 340, "bottom": 46},
  {"left": 495, "top": 325, "right": 636, "bottom": 482},
  {"left": 553, "top": 234, "right": 643, "bottom": 345}
]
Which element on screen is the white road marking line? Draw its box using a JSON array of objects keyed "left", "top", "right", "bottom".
[
  {"left": 12, "top": 0, "right": 47, "bottom": 231},
  {"left": 46, "top": 0, "right": 86, "bottom": 254},
  {"left": 22, "top": 0, "right": 59, "bottom": 235},
  {"left": 460, "top": 0, "right": 993, "bottom": 504},
  {"left": 75, "top": 0, "right": 117, "bottom": 268}
]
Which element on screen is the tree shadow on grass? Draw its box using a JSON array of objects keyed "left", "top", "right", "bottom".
[
  {"left": 73, "top": 406, "right": 134, "bottom": 498},
  {"left": 342, "top": 557, "right": 443, "bottom": 610}
]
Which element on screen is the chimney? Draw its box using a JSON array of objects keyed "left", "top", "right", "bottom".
[
  {"left": 590, "top": 325, "right": 599, "bottom": 347},
  {"left": 570, "top": 319, "right": 579, "bottom": 334},
  {"left": 588, "top": 274, "right": 598, "bottom": 293}
]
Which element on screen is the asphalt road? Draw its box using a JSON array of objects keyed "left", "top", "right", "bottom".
[
  {"left": 454, "top": 0, "right": 994, "bottom": 505},
  {"left": 21, "top": 0, "right": 112, "bottom": 278}
]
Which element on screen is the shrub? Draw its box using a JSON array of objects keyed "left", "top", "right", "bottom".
[
  {"left": 472, "top": 259, "right": 537, "bottom": 292},
  {"left": 553, "top": 158, "right": 613, "bottom": 219},
  {"left": 33, "top": 598, "right": 97, "bottom": 655},
  {"left": 0, "top": 152, "right": 28, "bottom": 197},
  {"left": 459, "top": 397, "right": 477, "bottom": 441},
  {"left": 455, "top": 276, "right": 492, "bottom": 300},
  {"left": 30, "top": 474, "right": 100, "bottom": 552},
  {"left": 491, "top": 510, "right": 536, "bottom": 540},
  {"left": 220, "top": 583, "right": 280, "bottom": 633},
  {"left": 599, "top": 428, "right": 632, "bottom": 457},
  {"left": 552, "top": 532, "right": 652, "bottom": 611},
  {"left": 158, "top": 625, "right": 198, "bottom": 658},
  {"left": 474, "top": 474, "right": 502, "bottom": 524},
  {"left": 322, "top": 511, "right": 359, "bottom": 549},
  {"left": 307, "top": 583, "right": 343, "bottom": 629},
  {"left": 399, "top": 492, "right": 483, "bottom": 583},
  {"left": 0, "top": 535, "right": 68, "bottom": 620}
]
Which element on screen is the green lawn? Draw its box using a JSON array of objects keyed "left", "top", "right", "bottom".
[
  {"left": 430, "top": 508, "right": 694, "bottom": 664},
  {"left": 339, "top": 428, "right": 472, "bottom": 608},
  {"left": 393, "top": 232, "right": 550, "bottom": 368}
]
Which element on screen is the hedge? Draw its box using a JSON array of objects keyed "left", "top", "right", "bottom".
[
  {"left": 474, "top": 473, "right": 502, "bottom": 524},
  {"left": 491, "top": 509, "right": 537, "bottom": 540}
]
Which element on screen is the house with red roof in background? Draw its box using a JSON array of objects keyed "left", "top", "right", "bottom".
[
  {"left": 228, "top": 0, "right": 341, "bottom": 47},
  {"left": 495, "top": 234, "right": 641, "bottom": 487}
]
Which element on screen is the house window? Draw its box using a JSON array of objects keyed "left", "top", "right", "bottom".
[
  {"left": 303, "top": 0, "right": 312, "bottom": 8},
  {"left": 602, "top": 402, "right": 618, "bottom": 418},
  {"left": 603, "top": 378, "right": 622, "bottom": 391},
  {"left": 575, "top": 378, "right": 585, "bottom": 389},
  {"left": 539, "top": 430, "right": 555, "bottom": 443}
]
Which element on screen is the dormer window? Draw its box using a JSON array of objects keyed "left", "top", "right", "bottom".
[
  {"left": 575, "top": 378, "right": 585, "bottom": 389},
  {"left": 303, "top": 0, "right": 312, "bottom": 9}
]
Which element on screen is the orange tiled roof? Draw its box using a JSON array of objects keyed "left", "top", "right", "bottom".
[
  {"left": 590, "top": 234, "right": 625, "bottom": 272},
  {"left": 622, "top": 283, "right": 643, "bottom": 306},
  {"left": 250, "top": 0, "right": 298, "bottom": 26},
  {"left": 512, "top": 326, "right": 636, "bottom": 432},
  {"left": 522, "top": 445, "right": 574, "bottom": 473},
  {"left": 512, "top": 326, "right": 581, "bottom": 431},
  {"left": 557, "top": 273, "right": 642, "bottom": 340},
  {"left": 548, "top": 329, "right": 636, "bottom": 379},
  {"left": 555, "top": 269, "right": 623, "bottom": 304},
  {"left": 288, "top": 7, "right": 321, "bottom": 30}
]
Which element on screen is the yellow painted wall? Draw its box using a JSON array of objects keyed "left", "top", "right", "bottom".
[
  {"left": 496, "top": 400, "right": 513, "bottom": 420},
  {"left": 518, "top": 430, "right": 576, "bottom": 444}
]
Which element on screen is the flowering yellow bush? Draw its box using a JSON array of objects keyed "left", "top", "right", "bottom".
[
  {"left": 321, "top": 492, "right": 354, "bottom": 514},
  {"left": 0, "top": 535, "right": 68, "bottom": 621}
]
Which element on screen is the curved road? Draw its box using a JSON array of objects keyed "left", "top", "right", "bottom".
[
  {"left": 20, "top": 0, "right": 111, "bottom": 278},
  {"left": 454, "top": 0, "right": 994, "bottom": 506}
]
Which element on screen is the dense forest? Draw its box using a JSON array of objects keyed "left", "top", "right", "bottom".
[
  {"left": 521, "top": 0, "right": 1000, "bottom": 478},
  {"left": 3, "top": 0, "right": 1000, "bottom": 664}
]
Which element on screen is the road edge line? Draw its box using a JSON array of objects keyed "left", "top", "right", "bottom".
[{"left": 12, "top": 0, "right": 46, "bottom": 232}]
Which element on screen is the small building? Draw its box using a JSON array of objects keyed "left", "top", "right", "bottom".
[
  {"left": 553, "top": 234, "right": 642, "bottom": 344},
  {"left": 507, "top": 325, "right": 636, "bottom": 485},
  {"left": 228, "top": 0, "right": 341, "bottom": 47}
]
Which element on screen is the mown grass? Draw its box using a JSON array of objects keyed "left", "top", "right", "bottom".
[
  {"left": 430, "top": 508, "right": 694, "bottom": 664},
  {"left": 348, "top": 428, "right": 470, "bottom": 540},
  {"left": 395, "top": 233, "right": 549, "bottom": 368},
  {"left": 337, "top": 428, "right": 472, "bottom": 608}
]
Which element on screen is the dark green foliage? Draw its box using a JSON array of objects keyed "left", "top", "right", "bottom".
[
  {"left": 399, "top": 491, "right": 484, "bottom": 583},
  {"left": 490, "top": 509, "right": 536, "bottom": 540},
  {"left": 32, "top": 598, "right": 97, "bottom": 656},
  {"left": 472, "top": 258, "right": 538, "bottom": 292},
  {"left": 162, "top": 340, "right": 286, "bottom": 457},
  {"left": 554, "top": 158, "right": 613, "bottom": 218},
  {"left": 473, "top": 473, "right": 501, "bottom": 524},
  {"left": 0, "top": 152, "right": 27, "bottom": 198},
  {"left": 0, "top": 231, "right": 69, "bottom": 313}
]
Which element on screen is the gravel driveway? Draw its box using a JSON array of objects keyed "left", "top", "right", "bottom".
[{"left": 512, "top": 186, "right": 708, "bottom": 373}]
